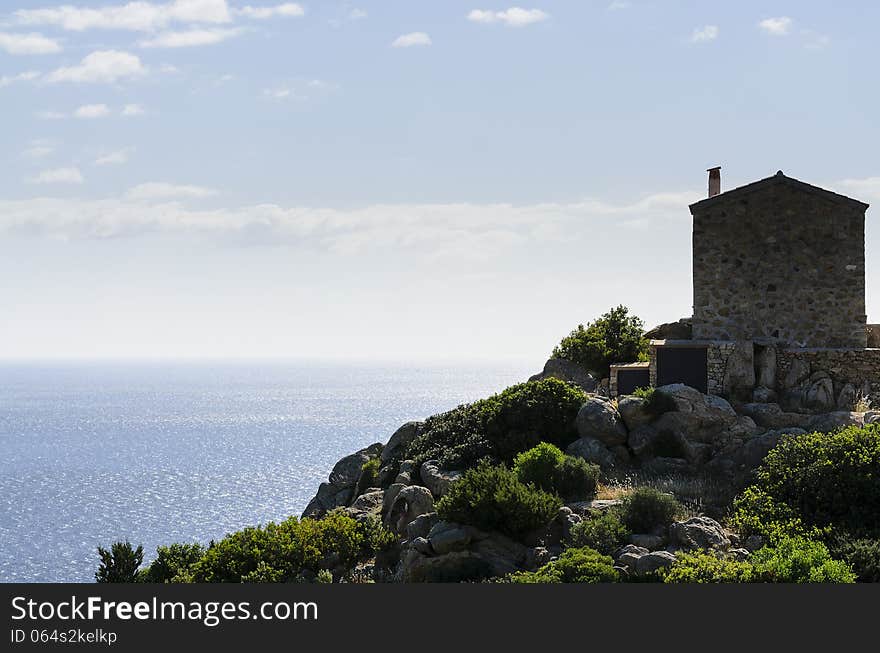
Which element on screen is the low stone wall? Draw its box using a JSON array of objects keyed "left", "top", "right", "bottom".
[{"left": 777, "top": 348, "right": 880, "bottom": 406}]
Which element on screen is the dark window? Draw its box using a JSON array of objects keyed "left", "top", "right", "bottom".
[
  {"left": 617, "top": 369, "right": 650, "bottom": 396},
  {"left": 656, "top": 347, "right": 708, "bottom": 393}
]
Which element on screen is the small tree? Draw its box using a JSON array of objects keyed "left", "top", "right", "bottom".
[
  {"left": 551, "top": 305, "right": 648, "bottom": 377},
  {"left": 95, "top": 541, "right": 144, "bottom": 583}
]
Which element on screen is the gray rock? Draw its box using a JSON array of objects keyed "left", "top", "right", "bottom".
[
  {"left": 329, "top": 448, "right": 374, "bottom": 487},
  {"left": 411, "top": 537, "right": 433, "bottom": 555},
  {"left": 385, "top": 485, "right": 435, "bottom": 535},
  {"left": 527, "top": 547, "right": 554, "bottom": 569},
  {"left": 630, "top": 534, "right": 665, "bottom": 550},
  {"left": 419, "top": 460, "right": 463, "bottom": 498},
  {"left": 301, "top": 482, "right": 354, "bottom": 519},
  {"left": 740, "top": 403, "right": 810, "bottom": 429},
  {"left": 565, "top": 436, "right": 616, "bottom": 468},
  {"left": 627, "top": 425, "right": 658, "bottom": 457},
  {"left": 529, "top": 358, "right": 598, "bottom": 392},
  {"left": 380, "top": 422, "right": 423, "bottom": 465},
  {"left": 618, "top": 395, "right": 652, "bottom": 431},
  {"left": 576, "top": 398, "right": 628, "bottom": 446},
  {"left": 722, "top": 341, "right": 756, "bottom": 400},
  {"left": 617, "top": 551, "right": 645, "bottom": 568},
  {"left": 837, "top": 383, "right": 857, "bottom": 411},
  {"left": 783, "top": 358, "right": 811, "bottom": 390},
  {"left": 669, "top": 517, "right": 730, "bottom": 551},
  {"left": 634, "top": 551, "right": 677, "bottom": 575},
  {"left": 735, "top": 428, "right": 805, "bottom": 469},
  {"left": 568, "top": 499, "right": 622, "bottom": 517},
  {"left": 755, "top": 345, "right": 777, "bottom": 389},
  {"left": 751, "top": 386, "right": 777, "bottom": 403},
  {"left": 406, "top": 512, "right": 439, "bottom": 541},
  {"left": 804, "top": 373, "right": 835, "bottom": 412},
  {"left": 642, "top": 457, "right": 691, "bottom": 476},
  {"left": 427, "top": 522, "right": 472, "bottom": 555},
  {"left": 865, "top": 410, "right": 880, "bottom": 424},
  {"left": 806, "top": 411, "right": 863, "bottom": 433},
  {"left": 728, "top": 548, "right": 751, "bottom": 562},
  {"left": 743, "top": 535, "right": 765, "bottom": 552},
  {"left": 383, "top": 483, "right": 406, "bottom": 513},
  {"left": 349, "top": 489, "right": 384, "bottom": 514},
  {"left": 644, "top": 318, "right": 693, "bottom": 341},
  {"left": 653, "top": 384, "right": 738, "bottom": 442}
]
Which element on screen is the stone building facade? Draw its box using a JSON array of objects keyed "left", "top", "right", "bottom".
[{"left": 690, "top": 171, "right": 869, "bottom": 348}]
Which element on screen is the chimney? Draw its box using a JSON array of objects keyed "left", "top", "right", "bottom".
[{"left": 707, "top": 166, "right": 721, "bottom": 198}]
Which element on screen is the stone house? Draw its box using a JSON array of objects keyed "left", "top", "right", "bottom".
[{"left": 611, "top": 168, "right": 880, "bottom": 412}]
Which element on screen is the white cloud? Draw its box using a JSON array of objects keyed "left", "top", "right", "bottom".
[
  {"left": 467, "top": 8, "right": 549, "bottom": 27},
  {"left": 46, "top": 50, "right": 147, "bottom": 84},
  {"left": 14, "top": 0, "right": 232, "bottom": 32},
  {"left": 607, "top": 1, "right": 631, "bottom": 10},
  {"left": 838, "top": 177, "right": 880, "bottom": 203},
  {"left": 125, "top": 182, "right": 218, "bottom": 200},
  {"left": 0, "top": 70, "right": 40, "bottom": 88},
  {"left": 139, "top": 27, "right": 241, "bottom": 47},
  {"left": 28, "top": 167, "right": 84, "bottom": 184},
  {"left": 758, "top": 17, "right": 793, "bottom": 36},
  {"left": 0, "top": 31, "right": 62, "bottom": 54},
  {"left": 348, "top": 8, "right": 367, "bottom": 20},
  {"left": 95, "top": 149, "right": 133, "bottom": 166},
  {"left": 391, "top": 32, "right": 432, "bottom": 48},
  {"left": 74, "top": 103, "right": 111, "bottom": 118},
  {"left": 22, "top": 141, "right": 54, "bottom": 159},
  {"left": 122, "top": 103, "right": 145, "bottom": 116},
  {"left": 691, "top": 25, "right": 719, "bottom": 43},
  {"left": 235, "top": 3, "right": 305, "bottom": 19},
  {"left": 36, "top": 110, "right": 66, "bottom": 120}
]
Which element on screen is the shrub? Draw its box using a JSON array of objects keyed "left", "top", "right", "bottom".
[
  {"left": 566, "top": 511, "right": 630, "bottom": 555},
  {"left": 633, "top": 386, "right": 677, "bottom": 417},
  {"left": 508, "top": 547, "right": 618, "bottom": 583},
  {"left": 436, "top": 462, "right": 562, "bottom": 541},
  {"left": 407, "top": 379, "right": 586, "bottom": 468},
  {"left": 738, "top": 425, "right": 880, "bottom": 537},
  {"left": 729, "top": 486, "right": 813, "bottom": 543},
  {"left": 828, "top": 536, "right": 880, "bottom": 583},
  {"left": 191, "top": 512, "right": 364, "bottom": 583},
  {"left": 513, "top": 443, "right": 600, "bottom": 500},
  {"left": 750, "top": 536, "right": 855, "bottom": 583},
  {"left": 355, "top": 457, "right": 381, "bottom": 495},
  {"left": 95, "top": 541, "right": 144, "bottom": 583},
  {"left": 140, "top": 543, "right": 205, "bottom": 583},
  {"left": 551, "top": 305, "right": 648, "bottom": 377},
  {"left": 619, "top": 487, "right": 683, "bottom": 533},
  {"left": 664, "top": 552, "right": 754, "bottom": 583}
]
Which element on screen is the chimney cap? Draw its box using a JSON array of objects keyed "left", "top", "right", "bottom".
[{"left": 707, "top": 166, "right": 721, "bottom": 172}]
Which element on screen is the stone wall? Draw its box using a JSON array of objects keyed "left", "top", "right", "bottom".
[
  {"left": 691, "top": 177, "right": 868, "bottom": 348},
  {"left": 707, "top": 342, "right": 737, "bottom": 395},
  {"left": 777, "top": 348, "right": 880, "bottom": 408}
]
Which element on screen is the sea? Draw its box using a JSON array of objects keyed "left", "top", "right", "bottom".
[{"left": 0, "top": 360, "right": 534, "bottom": 582}]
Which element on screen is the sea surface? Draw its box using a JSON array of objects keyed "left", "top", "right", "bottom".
[{"left": 0, "top": 360, "right": 533, "bottom": 582}]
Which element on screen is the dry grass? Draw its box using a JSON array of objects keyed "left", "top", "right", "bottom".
[{"left": 854, "top": 390, "right": 872, "bottom": 413}]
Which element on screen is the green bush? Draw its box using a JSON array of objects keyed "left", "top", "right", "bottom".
[
  {"left": 633, "top": 386, "right": 677, "bottom": 417},
  {"left": 566, "top": 511, "right": 630, "bottom": 555},
  {"left": 735, "top": 425, "right": 880, "bottom": 537},
  {"left": 407, "top": 379, "right": 586, "bottom": 469},
  {"left": 508, "top": 547, "right": 618, "bottom": 583},
  {"left": 551, "top": 305, "right": 648, "bottom": 377},
  {"left": 729, "top": 487, "right": 813, "bottom": 543},
  {"left": 664, "top": 552, "right": 754, "bottom": 583},
  {"left": 436, "top": 462, "right": 562, "bottom": 541},
  {"left": 95, "top": 541, "right": 144, "bottom": 583},
  {"left": 140, "top": 543, "right": 205, "bottom": 583},
  {"left": 619, "top": 487, "right": 683, "bottom": 534},
  {"left": 191, "top": 512, "right": 364, "bottom": 583},
  {"left": 828, "top": 536, "right": 880, "bottom": 583},
  {"left": 513, "top": 442, "right": 600, "bottom": 500},
  {"left": 750, "top": 536, "right": 855, "bottom": 583}
]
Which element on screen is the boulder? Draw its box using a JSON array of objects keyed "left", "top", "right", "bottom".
[
  {"left": 529, "top": 358, "right": 598, "bottom": 392},
  {"left": 419, "top": 460, "right": 463, "bottom": 498},
  {"left": 804, "top": 373, "right": 835, "bottom": 412},
  {"left": 644, "top": 318, "right": 693, "bottom": 341},
  {"left": 627, "top": 425, "right": 658, "bottom": 457},
  {"left": 382, "top": 483, "right": 406, "bottom": 513},
  {"left": 743, "top": 535, "right": 765, "bottom": 552},
  {"left": 734, "top": 428, "right": 805, "bottom": 469},
  {"left": 396, "top": 549, "right": 493, "bottom": 583},
  {"left": 329, "top": 444, "right": 382, "bottom": 486},
  {"left": 630, "top": 534, "right": 665, "bottom": 550},
  {"left": 301, "top": 482, "right": 354, "bottom": 519},
  {"left": 865, "top": 411, "right": 880, "bottom": 425},
  {"left": 380, "top": 422, "right": 423, "bottom": 465},
  {"left": 729, "top": 548, "right": 751, "bottom": 562},
  {"left": 427, "top": 522, "right": 472, "bottom": 555},
  {"left": 349, "top": 489, "right": 384, "bottom": 514},
  {"left": 783, "top": 358, "right": 811, "bottom": 390},
  {"left": 385, "top": 485, "right": 435, "bottom": 535},
  {"left": 806, "top": 411, "right": 864, "bottom": 433},
  {"left": 614, "top": 544, "right": 649, "bottom": 561},
  {"left": 634, "top": 551, "right": 677, "bottom": 575},
  {"left": 576, "top": 398, "right": 628, "bottom": 446},
  {"left": 751, "top": 386, "right": 777, "bottom": 403},
  {"left": 568, "top": 499, "right": 622, "bottom": 517},
  {"left": 406, "top": 512, "right": 439, "bottom": 541},
  {"left": 411, "top": 537, "right": 433, "bottom": 555},
  {"left": 837, "top": 383, "right": 857, "bottom": 411},
  {"left": 722, "top": 341, "right": 756, "bottom": 400},
  {"left": 651, "top": 385, "right": 737, "bottom": 443},
  {"left": 617, "top": 395, "right": 653, "bottom": 431},
  {"left": 740, "top": 403, "right": 810, "bottom": 429},
  {"left": 566, "top": 436, "right": 616, "bottom": 468},
  {"left": 669, "top": 517, "right": 730, "bottom": 551}
]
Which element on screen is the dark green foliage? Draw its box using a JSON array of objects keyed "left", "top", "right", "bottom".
[
  {"left": 729, "top": 487, "right": 813, "bottom": 542},
  {"left": 633, "top": 386, "right": 677, "bottom": 417},
  {"left": 735, "top": 425, "right": 880, "bottom": 537},
  {"left": 508, "top": 547, "right": 618, "bottom": 583},
  {"left": 190, "top": 512, "right": 364, "bottom": 583},
  {"left": 828, "top": 536, "right": 880, "bottom": 583},
  {"left": 355, "top": 457, "right": 380, "bottom": 495},
  {"left": 140, "top": 543, "right": 205, "bottom": 583},
  {"left": 436, "top": 462, "right": 562, "bottom": 541},
  {"left": 566, "top": 511, "right": 630, "bottom": 555},
  {"left": 551, "top": 305, "right": 648, "bottom": 377},
  {"left": 512, "top": 442, "right": 600, "bottom": 500},
  {"left": 95, "top": 541, "right": 144, "bottom": 583},
  {"left": 406, "top": 378, "right": 586, "bottom": 469},
  {"left": 750, "top": 536, "right": 855, "bottom": 583},
  {"left": 664, "top": 552, "right": 754, "bottom": 583},
  {"left": 619, "top": 487, "right": 683, "bottom": 533}
]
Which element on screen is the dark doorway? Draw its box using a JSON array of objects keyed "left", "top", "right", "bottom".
[
  {"left": 656, "top": 347, "right": 708, "bottom": 393},
  {"left": 617, "top": 369, "right": 651, "bottom": 395}
]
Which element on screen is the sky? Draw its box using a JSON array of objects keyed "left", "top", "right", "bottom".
[{"left": 2, "top": 1, "right": 880, "bottom": 363}]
